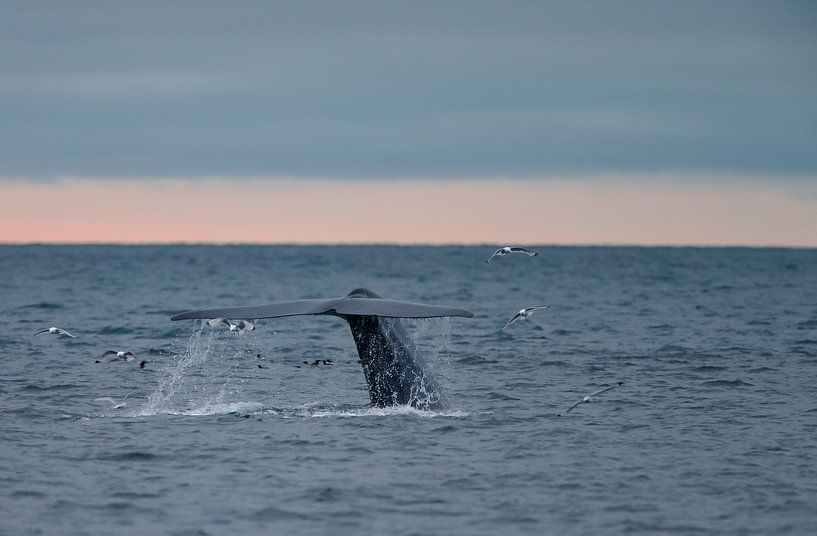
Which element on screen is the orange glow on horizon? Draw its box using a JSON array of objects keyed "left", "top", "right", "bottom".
[{"left": 0, "top": 178, "right": 815, "bottom": 246}]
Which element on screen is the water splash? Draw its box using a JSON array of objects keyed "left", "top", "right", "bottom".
[
  {"left": 135, "top": 322, "right": 254, "bottom": 416},
  {"left": 402, "top": 317, "right": 453, "bottom": 409}
]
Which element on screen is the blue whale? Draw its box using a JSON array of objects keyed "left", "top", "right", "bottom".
[{"left": 171, "top": 288, "right": 473, "bottom": 409}]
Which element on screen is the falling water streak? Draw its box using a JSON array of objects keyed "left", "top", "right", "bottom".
[
  {"left": 402, "top": 317, "right": 453, "bottom": 409},
  {"left": 136, "top": 322, "right": 215, "bottom": 416}
]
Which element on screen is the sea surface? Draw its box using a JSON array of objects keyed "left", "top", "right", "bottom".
[{"left": 1, "top": 245, "right": 816, "bottom": 535}]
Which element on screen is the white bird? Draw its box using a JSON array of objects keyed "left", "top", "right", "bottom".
[
  {"left": 33, "top": 327, "right": 77, "bottom": 338},
  {"left": 206, "top": 318, "right": 255, "bottom": 334},
  {"left": 486, "top": 246, "right": 538, "bottom": 263},
  {"left": 95, "top": 351, "right": 135, "bottom": 363},
  {"left": 228, "top": 319, "right": 254, "bottom": 334},
  {"left": 501, "top": 306, "right": 550, "bottom": 330},
  {"left": 560, "top": 382, "right": 624, "bottom": 416},
  {"left": 94, "top": 391, "right": 137, "bottom": 410}
]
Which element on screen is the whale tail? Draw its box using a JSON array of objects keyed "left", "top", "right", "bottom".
[{"left": 171, "top": 289, "right": 471, "bottom": 409}]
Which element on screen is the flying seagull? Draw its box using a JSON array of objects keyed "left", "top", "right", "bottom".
[
  {"left": 559, "top": 382, "right": 624, "bottom": 416},
  {"left": 227, "top": 319, "right": 254, "bottom": 334},
  {"left": 33, "top": 327, "right": 77, "bottom": 338},
  {"left": 95, "top": 351, "right": 135, "bottom": 363},
  {"left": 501, "top": 306, "right": 550, "bottom": 330},
  {"left": 94, "top": 390, "right": 138, "bottom": 410},
  {"left": 205, "top": 318, "right": 255, "bottom": 334},
  {"left": 486, "top": 246, "right": 538, "bottom": 263}
]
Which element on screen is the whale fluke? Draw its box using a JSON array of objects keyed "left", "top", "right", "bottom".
[
  {"left": 171, "top": 289, "right": 473, "bottom": 409},
  {"left": 171, "top": 289, "right": 473, "bottom": 321}
]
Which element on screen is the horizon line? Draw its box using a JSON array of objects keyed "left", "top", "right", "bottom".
[{"left": 1, "top": 241, "right": 815, "bottom": 250}]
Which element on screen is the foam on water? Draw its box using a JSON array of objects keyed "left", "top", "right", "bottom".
[
  {"left": 173, "top": 401, "right": 265, "bottom": 416},
  {"left": 306, "top": 405, "right": 469, "bottom": 418}
]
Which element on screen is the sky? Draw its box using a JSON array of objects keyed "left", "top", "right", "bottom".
[{"left": 1, "top": 1, "right": 816, "bottom": 245}]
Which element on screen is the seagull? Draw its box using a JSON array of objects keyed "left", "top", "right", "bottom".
[
  {"left": 94, "top": 391, "right": 137, "bottom": 410},
  {"left": 205, "top": 318, "right": 227, "bottom": 328},
  {"left": 486, "top": 246, "right": 538, "bottom": 263},
  {"left": 206, "top": 318, "right": 255, "bottom": 334},
  {"left": 501, "top": 306, "right": 550, "bottom": 330},
  {"left": 33, "top": 327, "right": 76, "bottom": 338},
  {"left": 95, "top": 351, "right": 135, "bottom": 363},
  {"left": 559, "top": 382, "right": 624, "bottom": 416},
  {"left": 227, "top": 319, "right": 254, "bottom": 334}
]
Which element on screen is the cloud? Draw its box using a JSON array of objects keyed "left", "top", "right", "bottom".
[{"left": 0, "top": 1, "right": 815, "bottom": 178}]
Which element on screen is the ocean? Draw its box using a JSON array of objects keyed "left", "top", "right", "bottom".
[{"left": 1, "top": 245, "right": 815, "bottom": 535}]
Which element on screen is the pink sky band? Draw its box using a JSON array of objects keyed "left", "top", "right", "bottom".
[{"left": 1, "top": 177, "right": 815, "bottom": 247}]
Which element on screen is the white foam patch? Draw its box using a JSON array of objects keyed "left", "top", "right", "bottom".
[
  {"left": 173, "top": 401, "right": 265, "bottom": 416},
  {"left": 306, "top": 405, "right": 469, "bottom": 418}
]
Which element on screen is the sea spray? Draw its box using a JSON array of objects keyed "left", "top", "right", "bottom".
[
  {"left": 137, "top": 321, "right": 216, "bottom": 416},
  {"left": 136, "top": 322, "right": 259, "bottom": 416},
  {"left": 402, "top": 317, "right": 453, "bottom": 410}
]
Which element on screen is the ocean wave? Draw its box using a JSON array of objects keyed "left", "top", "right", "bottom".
[{"left": 702, "top": 379, "right": 753, "bottom": 388}]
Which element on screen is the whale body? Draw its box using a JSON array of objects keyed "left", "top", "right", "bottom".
[{"left": 171, "top": 288, "right": 473, "bottom": 409}]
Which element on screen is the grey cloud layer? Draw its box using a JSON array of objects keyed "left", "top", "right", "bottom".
[{"left": 1, "top": 1, "right": 815, "bottom": 178}]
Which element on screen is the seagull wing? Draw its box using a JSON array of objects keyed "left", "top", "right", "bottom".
[
  {"left": 99, "top": 351, "right": 116, "bottom": 358},
  {"left": 57, "top": 328, "right": 77, "bottom": 338},
  {"left": 94, "top": 397, "right": 117, "bottom": 406},
  {"left": 486, "top": 249, "right": 502, "bottom": 263},
  {"left": 33, "top": 329, "right": 50, "bottom": 336},
  {"left": 509, "top": 247, "right": 537, "bottom": 256},
  {"left": 525, "top": 306, "right": 550, "bottom": 313},
  {"left": 563, "top": 398, "right": 584, "bottom": 414},
  {"left": 589, "top": 384, "right": 615, "bottom": 397},
  {"left": 501, "top": 313, "right": 522, "bottom": 330}
]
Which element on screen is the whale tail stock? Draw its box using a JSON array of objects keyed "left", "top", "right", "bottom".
[{"left": 171, "top": 288, "right": 473, "bottom": 409}]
